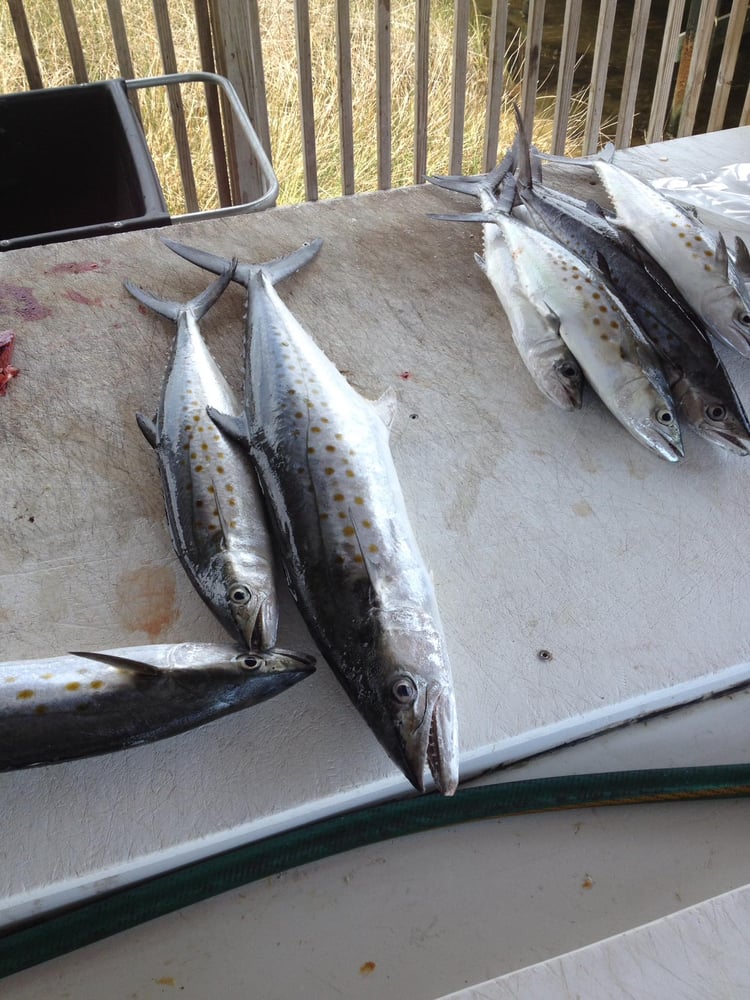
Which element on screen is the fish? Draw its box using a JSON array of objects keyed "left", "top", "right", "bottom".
[
  {"left": 508, "top": 127, "right": 750, "bottom": 455},
  {"left": 125, "top": 263, "right": 279, "bottom": 650},
  {"left": 591, "top": 159, "right": 750, "bottom": 358},
  {"left": 0, "top": 642, "right": 315, "bottom": 770},
  {"left": 427, "top": 158, "right": 584, "bottom": 410},
  {"left": 161, "top": 236, "right": 460, "bottom": 795}
]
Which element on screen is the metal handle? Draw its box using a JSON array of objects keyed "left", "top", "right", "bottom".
[{"left": 125, "top": 71, "right": 279, "bottom": 219}]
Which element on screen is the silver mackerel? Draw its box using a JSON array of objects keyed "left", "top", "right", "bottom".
[
  {"left": 125, "top": 265, "right": 279, "bottom": 650},
  {"left": 163, "top": 237, "right": 460, "bottom": 795},
  {"left": 0, "top": 643, "right": 315, "bottom": 770}
]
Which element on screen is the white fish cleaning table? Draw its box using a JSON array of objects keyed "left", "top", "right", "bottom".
[{"left": 1, "top": 127, "right": 750, "bottom": 934}]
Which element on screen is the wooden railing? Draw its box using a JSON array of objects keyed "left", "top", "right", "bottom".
[{"left": 3, "top": 0, "right": 749, "bottom": 212}]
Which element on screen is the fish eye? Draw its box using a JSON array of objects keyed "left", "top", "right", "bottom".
[
  {"left": 241, "top": 655, "right": 262, "bottom": 671},
  {"left": 739, "top": 312, "right": 750, "bottom": 326},
  {"left": 559, "top": 362, "right": 578, "bottom": 379},
  {"left": 229, "top": 584, "right": 252, "bottom": 606},
  {"left": 655, "top": 408, "right": 674, "bottom": 425},
  {"left": 706, "top": 404, "right": 726, "bottom": 422},
  {"left": 391, "top": 675, "right": 418, "bottom": 705}
]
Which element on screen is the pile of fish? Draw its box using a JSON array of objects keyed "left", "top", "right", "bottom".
[
  {"left": 427, "top": 110, "right": 750, "bottom": 461},
  {"left": 121, "top": 235, "right": 459, "bottom": 796}
]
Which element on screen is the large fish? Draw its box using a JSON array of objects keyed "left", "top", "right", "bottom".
[
  {"left": 427, "top": 158, "right": 584, "bottom": 410},
  {"left": 161, "top": 236, "right": 460, "bottom": 795},
  {"left": 509, "top": 137, "right": 750, "bottom": 455},
  {"left": 0, "top": 642, "right": 315, "bottom": 770},
  {"left": 591, "top": 160, "right": 750, "bottom": 358},
  {"left": 125, "top": 264, "right": 279, "bottom": 650}
]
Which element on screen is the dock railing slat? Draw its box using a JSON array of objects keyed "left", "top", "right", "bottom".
[
  {"left": 551, "top": 0, "right": 582, "bottom": 154},
  {"left": 449, "top": 0, "right": 470, "bottom": 174},
  {"left": 375, "top": 0, "right": 393, "bottom": 190},
  {"left": 706, "top": 0, "right": 749, "bottom": 132},
  {"left": 583, "top": 0, "right": 617, "bottom": 154},
  {"left": 520, "top": 0, "right": 546, "bottom": 141},
  {"left": 336, "top": 0, "right": 356, "bottom": 195},
  {"left": 414, "top": 0, "right": 430, "bottom": 184},
  {"left": 615, "top": 0, "right": 652, "bottom": 148},
  {"left": 645, "top": 0, "right": 686, "bottom": 143},
  {"left": 192, "top": 0, "right": 232, "bottom": 208},
  {"left": 295, "top": 0, "right": 319, "bottom": 201},
  {"left": 152, "top": 0, "right": 200, "bottom": 213},
  {"left": 7, "top": 0, "right": 44, "bottom": 89},
  {"left": 676, "top": 0, "right": 720, "bottom": 137},
  {"left": 57, "top": 0, "right": 88, "bottom": 84},
  {"left": 482, "top": 0, "right": 508, "bottom": 171}
]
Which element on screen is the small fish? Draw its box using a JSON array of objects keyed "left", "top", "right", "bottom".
[
  {"left": 0, "top": 642, "right": 315, "bottom": 770},
  {"left": 427, "top": 160, "right": 584, "bottom": 410},
  {"left": 125, "top": 264, "right": 279, "bottom": 650},
  {"left": 592, "top": 160, "right": 750, "bottom": 357},
  {"left": 161, "top": 236, "right": 460, "bottom": 795}
]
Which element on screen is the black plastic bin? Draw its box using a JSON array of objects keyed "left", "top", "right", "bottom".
[{"left": 0, "top": 79, "right": 170, "bottom": 250}]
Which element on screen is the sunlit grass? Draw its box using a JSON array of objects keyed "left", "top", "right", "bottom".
[{"left": 0, "top": 0, "right": 595, "bottom": 214}]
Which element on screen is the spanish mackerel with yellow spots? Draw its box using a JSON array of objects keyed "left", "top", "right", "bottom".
[
  {"left": 0, "top": 643, "right": 315, "bottom": 770},
  {"left": 125, "top": 264, "right": 278, "bottom": 650},
  {"left": 162, "top": 237, "right": 460, "bottom": 795},
  {"left": 593, "top": 160, "right": 750, "bottom": 357}
]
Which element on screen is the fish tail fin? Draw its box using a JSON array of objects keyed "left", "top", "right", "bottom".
[
  {"left": 426, "top": 146, "right": 516, "bottom": 202},
  {"left": 161, "top": 237, "right": 323, "bottom": 289},
  {"left": 124, "top": 260, "right": 236, "bottom": 322}
]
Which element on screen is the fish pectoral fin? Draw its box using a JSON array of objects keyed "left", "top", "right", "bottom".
[
  {"left": 538, "top": 299, "right": 562, "bottom": 334},
  {"left": 212, "top": 483, "right": 231, "bottom": 551},
  {"left": 206, "top": 407, "right": 251, "bottom": 448},
  {"left": 372, "top": 386, "right": 398, "bottom": 432},
  {"left": 427, "top": 211, "right": 496, "bottom": 224},
  {"left": 734, "top": 237, "right": 750, "bottom": 280},
  {"left": 716, "top": 233, "right": 729, "bottom": 279},
  {"left": 136, "top": 412, "right": 158, "bottom": 448},
  {"left": 69, "top": 651, "right": 161, "bottom": 676}
]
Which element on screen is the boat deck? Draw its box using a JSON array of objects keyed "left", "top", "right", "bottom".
[{"left": 2, "top": 126, "right": 750, "bottom": 996}]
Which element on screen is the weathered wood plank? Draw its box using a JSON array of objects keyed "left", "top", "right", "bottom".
[
  {"left": 583, "top": 0, "right": 617, "bottom": 154},
  {"left": 193, "top": 0, "right": 232, "bottom": 208},
  {"left": 414, "top": 0, "right": 431, "bottom": 184},
  {"left": 482, "top": 0, "right": 508, "bottom": 171},
  {"left": 449, "top": 0, "right": 470, "bottom": 174},
  {"left": 645, "top": 0, "right": 686, "bottom": 143},
  {"left": 6, "top": 0, "right": 43, "bottom": 89},
  {"left": 677, "top": 0, "right": 720, "bottom": 137},
  {"left": 551, "top": 0, "right": 582, "bottom": 154},
  {"left": 295, "top": 0, "right": 319, "bottom": 201},
  {"left": 375, "top": 0, "right": 392, "bottom": 190},
  {"left": 336, "top": 0, "right": 355, "bottom": 195},
  {"left": 707, "top": 0, "right": 749, "bottom": 132},
  {"left": 57, "top": 0, "right": 88, "bottom": 83},
  {"left": 520, "top": 0, "right": 546, "bottom": 141},
  {"left": 615, "top": 0, "right": 652, "bottom": 147}
]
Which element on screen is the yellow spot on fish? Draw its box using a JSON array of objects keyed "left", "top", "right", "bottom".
[
  {"left": 216, "top": 466, "right": 224, "bottom": 474},
  {"left": 592, "top": 318, "right": 601, "bottom": 326},
  {"left": 346, "top": 469, "right": 355, "bottom": 477},
  {"left": 207, "top": 524, "right": 217, "bottom": 532},
  {"left": 193, "top": 415, "right": 200, "bottom": 422},
  {"left": 704, "top": 263, "right": 713, "bottom": 271},
  {"left": 334, "top": 492, "right": 345, "bottom": 501},
  {"left": 335, "top": 433, "right": 343, "bottom": 440},
  {"left": 338, "top": 511, "right": 347, "bottom": 519},
  {"left": 17, "top": 690, "right": 34, "bottom": 700},
  {"left": 326, "top": 445, "right": 336, "bottom": 452},
  {"left": 229, "top": 520, "right": 237, "bottom": 529},
  {"left": 35, "top": 705, "right": 48, "bottom": 715},
  {"left": 354, "top": 555, "right": 364, "bottom": 564},
  {"left": 354, "top": 496, "right": 364, "bottom": 505},
  {"left": 196, "top": 499, "right": 204, "bottom": 507},
  {"left": 228, "top": 498, "right": 236, "bottom": 507},
  {"left": 321, "top": 417, "right": 329, "bottom": 423},
  {"left": 335, "top": 555, "right": 345, "bottom": 564},
  {"left": 66, "top": 682, "right": 81, "bottom": 691},
  {"left": 288, "top": 388, "right": 296, "bottom": 395},
  {"left": 311, "top": 426, "right": 321, "bottom": 433},
  {"left": 368, "top": 544, "right": 379, "bottom": 553},
  {"left": 704, "top": 249, "right": 714, "bottom": 257},
  {"left": 201, "top": 442, "right": 209, "bottom": 451},
  {"left": 90, "top": 680, "right": 104, "bottom": 690},
  {"left": 610, "top": 321, "right": 619, "bottom": 329},
  {"left": 308, "top": 447, "right": 316, "bottom": 454},
  {"left": 324, "top": 467, "right": 335, "bottom": 475},
  {"left": 190, "top": 452, "right": 197, "bottom": 459},
  {"left": 295, "top": 411, "right": 304, "bottom": 419},
  {"left": 195, "top": 465, "right": 203, "bottom": 472},
  {"left": 362, "top": 519, "right": 372, "bottom": 528},
  {"left": 320, "top": 513, "right": 329, "bottom": 520},
  {"left": 343, "top": 525, "right": 355, "bottom": 537},
  {"left": 208, "top": 485, "right": 215, "bottom": 494},
  {"left": 39, "top": 673, "right": 53, "bottom": 680},
  {"left": 592, "top": 292, "right": 600, "bottom": 299},
  {"left": 599, "top": 305, "right": 608, "bottom": 313}
]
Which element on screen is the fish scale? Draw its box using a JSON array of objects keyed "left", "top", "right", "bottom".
[{"left": 162, "top": 236, "right": 459, "bottom": 795}]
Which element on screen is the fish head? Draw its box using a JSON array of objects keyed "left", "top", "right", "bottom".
[
  {"left": 614, "top": 375, "right": 684, "bottom": 462},
  {"left": 701, "top": 282, "right": 750, "bottom": 357},
  {"left": 673, "top": 379, "right": 750, "bottom": 456},
  {"left": 548, "top": 354, "right": 584, "bottom": 409},
  {"left": 352, "top": 617, "right": 459, "bottom": 795},
  {"left": 219, "top": 646, "right": 316, "bottom": 704},
  {"left": 224, "top": 577, "right": 280, "bottom": 652}
]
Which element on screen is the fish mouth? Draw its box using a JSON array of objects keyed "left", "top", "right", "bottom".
[
  {"left": 696, "top": 423, "right": 750, "bottom": 456},
  {"left": 402, "top": 683, "right": 459, "bottom": 796}
]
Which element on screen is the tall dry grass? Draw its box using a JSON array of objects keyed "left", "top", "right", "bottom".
[{"left": 0, "top": 0, "right": 593, "bottom": 214}]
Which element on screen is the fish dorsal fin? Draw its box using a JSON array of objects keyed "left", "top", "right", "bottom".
[
  {"left": 372, "top": 386, "right": 398, "bottom": 431},
  {"left": 136, "top": 412, "right": 158, "bottom": 448},
  {"left": 716, "top": 233, "right": 729, "bottom": 279},
  {"left": 69, "top": 651, "right": 161, "bottom": 676},
  {"left": 734, "top": 236, "right": 750, "bottom": 280},
  {"left": 206, "top": 406, "right": 252, "bottom": 448}
]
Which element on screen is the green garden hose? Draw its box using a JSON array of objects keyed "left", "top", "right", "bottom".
[{"left": 2, "top": 763, "right": 750, "bottom": 980}]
